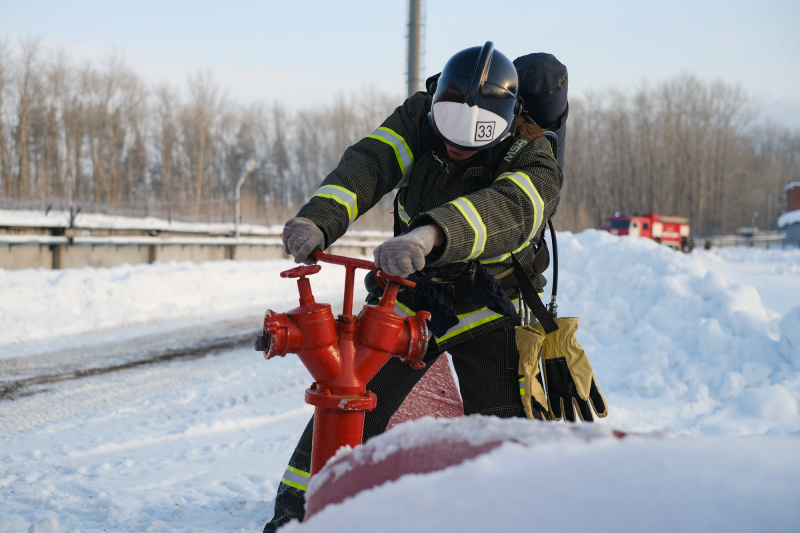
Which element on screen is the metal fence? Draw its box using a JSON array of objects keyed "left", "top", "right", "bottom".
[
  {"left": 0, "top": 206, "right": 389, "bottom": 270},
  {"left": 0, "top": 196, "right": 267, "bottom": 226},
  {"left": 697, "top": 231, "right": 794, "bottom": 250}
]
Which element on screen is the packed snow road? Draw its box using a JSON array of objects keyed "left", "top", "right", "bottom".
[{"left": 1, "top": 315, "right": 316, "bottom": 532}]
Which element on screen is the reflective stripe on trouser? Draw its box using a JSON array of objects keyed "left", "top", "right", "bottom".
[
  {"left": 264, "top": 430, "right": 314, "bottom": 533},
  {"left": 263, "top": 325, "right": 524, "bottom": 530},
  {"left": 280, "top": 465, "right": 310, "bottom": 491}
]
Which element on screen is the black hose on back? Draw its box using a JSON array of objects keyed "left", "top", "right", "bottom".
[{"left": 547, "top": 219, "right": 558, "bottom": 318}]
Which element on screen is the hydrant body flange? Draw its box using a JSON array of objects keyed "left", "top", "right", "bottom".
[{"left": 256, "top": 252, "right": 429, "bottom": 475}]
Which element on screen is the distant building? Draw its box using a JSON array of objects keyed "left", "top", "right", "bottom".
[{"left": 778, "top": 182, "right": 800, "bottom": 245}]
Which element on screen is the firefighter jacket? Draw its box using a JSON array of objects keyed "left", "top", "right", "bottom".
[{"left": 297, "top": 92, "right": 564, "bottom": 351}]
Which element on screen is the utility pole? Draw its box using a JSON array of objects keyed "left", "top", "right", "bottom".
[{"left": 407, "top": 0, "right": 422, "bottom": 97}]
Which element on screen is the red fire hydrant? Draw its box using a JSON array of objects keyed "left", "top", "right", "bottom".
[{"left": 254, "top": 250, "right": 430, "bottom": 475}]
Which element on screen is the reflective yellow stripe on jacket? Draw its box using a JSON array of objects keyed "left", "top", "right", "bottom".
[
  {"left": 392, "top": 298, "right": 520, "bottom": 343},
  {"left": 496, "top": 171, "right": 544, "bottom": 241},
  {"left": 479, "top": 240, "right": 531, "bottom": 265},
  {"left": 368, "top": 126, "right": 415, "bottom": 187},
  {"left": 449, "top": 197, "right": 486, "bottom": 261},
  {"left": 314, "top": 185, "right": 358, "bottom": 226}
]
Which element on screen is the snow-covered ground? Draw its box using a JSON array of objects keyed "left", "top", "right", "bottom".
[{"left": 1, "top": 230, "right": 799, "bottom": 532}]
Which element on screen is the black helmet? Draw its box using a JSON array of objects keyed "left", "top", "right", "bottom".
[{"left": 428, "top": 42, "right": 519, "bottom": 150}]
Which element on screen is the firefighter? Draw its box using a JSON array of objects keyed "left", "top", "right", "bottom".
[{"left": 265, "top": 42, "right": 566, "bottom": 532}]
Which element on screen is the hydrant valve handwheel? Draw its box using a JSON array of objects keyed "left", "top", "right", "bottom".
[{"left": 280, "top": 264, "right": 321, "bottom": 278}]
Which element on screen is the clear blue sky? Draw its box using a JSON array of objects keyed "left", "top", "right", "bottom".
[{"left": 3, "top": 0, "right": 800, "bottom": 129}]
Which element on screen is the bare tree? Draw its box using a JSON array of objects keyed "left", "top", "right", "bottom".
[
  {"left": 120, "top": 74, "right": 147, "bottom": 205},
  {"left": 67, "top": 64, "right": 93, "bottom": 204},
  {"left": 184, "top": 69, "right": 222, "bottom": 210},
  {"left": 0, "top": 39, "right": 11, "bottom": 198},
  {"left": 39, "top": 49, "right": 70, "bottom": 202},
  {"left": 270, "top": 103, "right": 293, "bottom": 212},
  {"left": 84, "top": 54, "right": 123, "bottom": 203},
  {"left": 13, "top": 37, "right": 42, "bottom": 200},
  {"left": 153, "top": 84, "right": 179, "bottom": 211}
]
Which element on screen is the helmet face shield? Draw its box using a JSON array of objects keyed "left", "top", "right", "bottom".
[
  {"left": 429, "top": 101, "right": 510, "bottom": 149},
  {"left": 429, "top": 42, "right": 519, "bottom": 151}
]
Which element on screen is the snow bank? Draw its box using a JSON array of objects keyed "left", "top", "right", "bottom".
[
  {"left": 543, "top": 230, "right": 800, "bottom": 436},
  {"left": 286, "top": 417, "right": 800, "bottom": 533},
  {"left": 777, "top": 208, "right": 800, "bottom": 229}
]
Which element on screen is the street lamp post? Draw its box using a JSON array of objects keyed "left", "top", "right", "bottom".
[
  {"left": 229, "top": 159, "right": 258, "bottom": 261},
  {"left": 235, "top": 159, "right": 258, "bottom": 239}
]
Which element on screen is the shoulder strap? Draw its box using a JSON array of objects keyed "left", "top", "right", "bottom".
[
  {"left": 494, "top": 116, "right": 545, "bottom": 178},
  {"left": 511, "top": 252, "right": 559, "bottom": 334}
]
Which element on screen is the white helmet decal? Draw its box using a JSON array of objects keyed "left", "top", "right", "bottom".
[{"left": 431, "top": 101, "right": 510, "bottom": 149}]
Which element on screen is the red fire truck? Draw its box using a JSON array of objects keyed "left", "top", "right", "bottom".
[{"left": 602, "top": 212, "right": 694, "bottom": 252}]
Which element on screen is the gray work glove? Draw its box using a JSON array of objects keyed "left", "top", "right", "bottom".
[
  {"left": 282, "top": 217, "right": 325, "bottom": 265},
  {"left": 373, "top": 225, "right": 438, "bottom": 277}
]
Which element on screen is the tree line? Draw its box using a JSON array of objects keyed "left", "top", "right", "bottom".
[
  {"left": 1, "top": 38, "right": 798, "bottom": 235},
  {"left": 0, "top": 38, "right": 399, "bottom": 229},
  {"left": 563, "top": 77, "right": 800, "bottom": 235}
]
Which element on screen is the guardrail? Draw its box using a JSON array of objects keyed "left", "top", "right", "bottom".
[
  {"left": 4, "top": 208, "right": 795, "bottom": 271},
  {"left": 0, "top": 232, "right": 387, "bottom": 271},
  {"left": 0, "top": 208, "right": 390, "bottom": 270},
  {"left": 698, "top": 231, "right": 791, "bottom": 249}
]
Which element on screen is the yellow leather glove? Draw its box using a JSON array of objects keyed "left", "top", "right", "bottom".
[
  {"left": 515, "top": 325, "right": 550, "bottom": 421},
  {"left": 535, "top": 317, "right": 608, "bottom": 422}
]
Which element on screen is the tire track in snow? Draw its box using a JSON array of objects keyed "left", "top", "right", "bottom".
[
  {"left": 0, "top": 316, "right": 263, "bottom": 401},
  {"left": 0, "top": 344, "right": 312, "bottom": 437}
]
